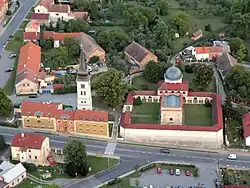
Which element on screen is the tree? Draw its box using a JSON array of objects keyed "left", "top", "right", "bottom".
[
  {"left": 90, "top": 1, "right": 98, "bottom": 20},
  {"left": 56, "top": 20, "right": 65, "bottom": 32},
  {"left": 0, "top": 88, "right": 12, "bottom": 117},
  {"left": 133, "top": 97, "right": 142, "bottom": 106},
  {"left": 172, "top": 12, "right": 190, "bottom": 36},
  {"left": 67, "top": 19, "right": 90, "bottom": 32},
  {"left": 108, "top": 56, "right": 126, "bottom": 72},
  {"left": 89, "top": 56, "right": 100, "bottom": 64},
  {"left": 44, "top": 37, "right": 54, "bottom": 51},
  {"left": 223, "top": 94, "right": 233, "bottom": 120},
  {"left": 143, "top": 61, "right": 164, "bottom": 83},
  {"left": 16, "top": 1, "right": 20, "bottom": 6},
  {"left": 156, "top": 0, "right": 168, "bottom": 15},
  {"left": 97, "top": 29, "right": 130, "bottom": 52},
  {"left": 193, "top": 64, "right": 214, "bottom": 91},
  {"left": 64, "top": 37, "right": 79, "bottom": 57},
  {"left": 63, "top": 139, "right": 88, "bottom": 177},
  {"left": 6, "top": 10, "right": 12, "bottom": 16},
  {"left": 0, "top": 136, "right": 5, "bottom": 151},
  {"left": 92, "top": 69, "right": 128, "bottom": 107},
  {"left": 204, "top": 23, "right": 212, "bottom": 32},
  {"left": 229, "top": 37, "right": 247, "bottom": 62},
  {"left": 44, "top": 46, "right": 69, "bottom": 69}
]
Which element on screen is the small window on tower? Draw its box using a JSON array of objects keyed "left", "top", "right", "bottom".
[
  {"left": 169, "top": 118, "right": 173, "bottom": 121},
  {"left": 84, "top": 91, "right": 86, "bottom": 95},
  {"left": 81, "top": 91, "right": 83, "bottom": 95},
  {"left": 81, "top": 84, "right": 85, "bottom": 88}
]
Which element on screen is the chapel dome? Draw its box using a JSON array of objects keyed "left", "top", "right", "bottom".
[{"left": 164, "top": 66, "right": 182, "bottom": 81}]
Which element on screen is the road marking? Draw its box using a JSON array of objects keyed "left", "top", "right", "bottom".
[{"left": 104, "top": 142, "right": 117, "bottom": 155}]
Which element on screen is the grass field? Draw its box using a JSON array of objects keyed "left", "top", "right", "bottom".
[
  {"left": 16, "top": 179, "right": 38, "bottom": 188},
  {"left": 131, "top": 103, "right": 160, "bottom": 124},
  {"left": 184, "top": 104, "right": 213, "bottom": 126},
  {"left": 183, "top": 72, "right": 216, "bottom": 92},
  {"left": 19, "top": 20, "right": 29, "bottom": 29},
  {"left": 132, "top": 76, "right": 158, "bottom": 90}
]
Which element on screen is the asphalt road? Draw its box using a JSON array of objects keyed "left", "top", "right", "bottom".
[{"left": 0, "top": 126, "right": 250, "bottom": 187}]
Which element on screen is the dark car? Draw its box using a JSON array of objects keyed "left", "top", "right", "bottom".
[
  {"left": 8, "top": 53, "right": 16, "bottom": 59},
  {"left": 5, "top": 68, "right": 13, "bottom": 72},
  {"left": 169, "top": 169, "right": 174, "bottom": 175},
  {"left": 29, "top": 95, "right": 38, "bottom": 98},
  {"left": 160, "top": 148, "right": 170, "bottom": 153}
]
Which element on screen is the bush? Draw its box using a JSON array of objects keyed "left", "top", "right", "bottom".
[
  {"left": 140, "top": 163, "right": 156, "bottom": 172},
  {"left": 6, "top": 10, "right": 12, "bottom": 16},
  {"left": 184, "top": 64, "right": 195, "bottom": 73},
  {"left": 205, "top": 101, "right": 212, "bottom": 107},
  {"left": 108, "top": 178, "right": 121, "bottom": 185},
  {"left": 192, "top": 168, "right": 199, "bottom": 177},
  {"left": 22, "top": 162, "right": 37, "bottom": 172},
  {"left": 133, "top": 97, "right": 142, "bottom": 106}
]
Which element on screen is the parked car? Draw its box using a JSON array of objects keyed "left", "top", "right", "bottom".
[
  {"left": 5, "top": 68, "right": 13, "bottom": 72},
  {"left": 28, "top": 95, "right": 38, "bottom": 98},
  {"left": 227, "top": 153, "right": 237, "bottom": 160},
  {"left": 185, "top": 170, "right": 190, "bottom": 176},
  {"left": 175, "top": 169, "right": 181, "bottom": 176},
  {"left": 169, "top": 169, "right": 174, "bottom": 175},
  {"left": 8, "top": 53, "right": 16, "bottom": 59},
  {"left": 160, "top": 148, "right": 170, "bottom": 153}
]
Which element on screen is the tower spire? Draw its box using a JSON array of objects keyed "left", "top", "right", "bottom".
[{"left": 78, "top": 45, "right": 88, "bottom": 76}]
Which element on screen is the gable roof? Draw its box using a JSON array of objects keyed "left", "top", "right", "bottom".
[
  {"left": 37, "top": 0, "right": 54, "bottom": 9},
  {"left": 17, "top": 42, "right": 41, "bottom": 74},
  {"left": 49, "top": 4, "right": 70, "bottom": 13},
  {"left": 217, "top": 53, "right": 237, "bottom": 77},
  {"left": 71, "top": 11, "right": 89, "bottom": 19},
  {"left": 124, "top": 42, "right": 154, "bottom": 63},
  {"left": 158, "top": 81, "right": 189, "bottom": 91},
  {"left": 76, "top": 32, "right": 105, "bottom": 59},
  {"left": 43, "top": 31, "right": 81, "bottom": 41},
  {"left": 31, "top": 13, "right": 49, "bottom": 20},
  {"left": 195, "top": 46, "right": 223, "bottom": 54},
  {"left": 243, "top": 113, "right": 250, "bottom": 138},
  {"left": 74, "top": 110, "right": 108, "bottom": 122},
  {"left": 25, "top": 20, "right": 40, "bottom": 31},
  {"left": 11, "top": 133, "right": 46, "bottom": 150},
  {"left": 192, "top": 29, "right": 202, "bottom": 38},
  {"left": 15, "top": 69, "right": 38, "bottom": 85},
  {"left": 0, "top": 162, "right": 26, "bottom": 183}
]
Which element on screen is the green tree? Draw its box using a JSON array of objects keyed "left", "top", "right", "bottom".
[
  {"left": 172, "top": 12, "right": 190, "bottom": 36},
  {"left": 156, "top": 0, "right": 168, "bottom": 15},
  {"left": 193, "top": 64, "right": 214, "bottom": 91},
  {"left": 63, "top": 139, "right": 88, "bottom": 177},
  {"left": 90, "top": 1, "right": 98, "bottom": 20},
  {"left": 56, "top": 20, "right": 65, "bottom": 32},
  {"left": 143, "top": 61, "right": 164, "bottom": 83},
  {"left": 67, "top": 19, "right": 90, "bottom": 32},
  {"left": 109, "top": 56, "right": 126, "bottom": 72},
  {"left": 236, "top": 44, "right": 247, "bottom": 63},
  {"left": 0, "top": 88, "right": 12, "bottom": 117},
  {"left": 0, "top": 135, "right": 6, "bottom": 151},
  {"left": 48, "top": 46, "right": 69, "bottom": 69},
  {"left": 64, "top": 37, "right": 79, "bottom": 57},
  {"left": 92, "top": 69, "right": 128, "bottom": 107},
  {"left": 133, "top": 97, "right": 142, "bottom": 106},
  {"left": 89, "top": 56, "right": 100, "bottom": 64},
  {"left": 229, "top": 37, "right": 247, "bottom": 62},
  {"left": 72, "top": 0, "right": 89, "bottom": 11},
  {"left": 40, "top": 28, "right": 46, "bottom": 49},
  {"left": 204, "top": 23, "right": 212, "bottom": 32}
]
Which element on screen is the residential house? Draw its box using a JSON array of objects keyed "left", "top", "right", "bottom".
[
  {"left": 21, "top": 101, "right": 109, "bottom": 137},
  {"left": 30, "top": 13, "right": 50, "bottom": 26},
  {"left": 191, "top": 30, "right": 202, "bottom": 41},
  {"left": 0, "top": 161, "right": 26, "bottom": 188},
  {"left": 48, "top": 4, "right": 73, "bottom": 22},
  {"left": 243, "top": 113, "right": 250, "bottom": 147},
  {"left": 15, "top": 42, "right": 41, "bottom": 95},
  {"left": 24, "top": 20, "right": 40, "bottom": 33},
  {"left": 76, "top": 32, "right": 106, "bottom": 62},
  {"left": 124, "top": 42, "right": 158, "bottom": 70},
  {"left": 216, "top": 53, "right": 237, "bottom": 79},
  {"left": 34, "top": 0, "right": 54, "bottom": 14},
  {"left": 194, "top": 46, "right": 224, "bottom": 61},
  {"left": 11, "top": 133, "right": 51, "bottom": 166},
  {"left": 0, "top": 0, "right": 7, "bottom": 24}
]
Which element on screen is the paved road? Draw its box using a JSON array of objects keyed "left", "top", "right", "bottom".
[{"left": 0, "top": 126, "right": 250, "bottom": 187}]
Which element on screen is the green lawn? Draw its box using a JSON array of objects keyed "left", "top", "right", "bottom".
[
  {"left": 5, "top": 40, "right": 23, "bottom": 53},
  {"left": 16, "top": 179, "right": 38, "bottom": 188},
  {"left": 19, "top": 20, "right": 29, "bottom": 29},
  {"left": 131, "top": 103, "right": 160, "bottom": 124},
  {"left": 132, "top": 76, "right": 157, "bottom": 90},
  {"left": 13, "top": 30, "right": 23, "bottom": 40},
  {"left": 184, "top": 104, "right": 213, "bottom": 126},
  {"left": 3, "top": 58, "right": 18, "bottom": 95},
  {"left": 183, "top": 72, "right": 216, "bottom": 92},
  {"left": 25, "top": 11, "right": 32, "bottom": 19}
]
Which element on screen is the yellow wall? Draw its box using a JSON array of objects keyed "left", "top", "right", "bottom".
[
  {"left": 74, "top": 120, "right": 109, "bottom": 137},
  {"left": 22, "top": 116, "right": 56, "bottom": 131},
  {"left": 34, "top": 5, "right": 48, "bottom": 14},
  {"left": 16, "top": 79, "right": 38, "bottom": 95},
  {"left": 161, "top": 109, "right": 183, "bottom": 125}
]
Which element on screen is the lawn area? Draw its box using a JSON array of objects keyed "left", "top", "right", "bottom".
[
  {"left": 184, "top": 104, "right": 213, "bottom": 126},
  {"left": 5, "top": 40, "right": 23, "bottom": 53},
  {"left": 132, "top": 76, "right": 157, "bottom": 90},
  {"left": 30, "top": 156, "right": 119, "bottom": 180},
  {"left": 19, "top": 20, "right": 29, "bottom": 29},
  {"left": 183, "top": 72, "right": 216, "bottom": 93},
  {"left": 3, "top": 58, "right": 18, "bottom": 95},
  {"left": 131, "top": 103, "right": 160, "bottom": 124},
  {"left": 221, "top": 168, "right": 250, "bottom": 186},
  {"left": 25, "top": 11, "right": 32, "bottom": 19},
  {"left": 16, "top": 179, "right": 38, "bottom": 188}
]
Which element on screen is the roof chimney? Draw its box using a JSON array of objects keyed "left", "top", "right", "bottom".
[
  {"left": 21, "top": 133, "right": 24, "bottom": 138},
  {"left": 24, "top": 64, "right": 26, "bottom": 67},
  {"left": 28, "top": 56, "right": 30, "bottom": 60}
]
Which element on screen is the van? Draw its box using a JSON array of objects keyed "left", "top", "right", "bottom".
[{"left": 227, "top": 153, "right": 237, "bottom": 160}]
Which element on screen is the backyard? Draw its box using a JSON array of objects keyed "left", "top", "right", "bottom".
[
  {"left": 132, "top": 75, "right": 158, "bottom": 91},
  {"left": 131, "top": 103, "right": 160, "bottom": 124},
  {"left": 184, "top": 104, "right": 213, "bottom": 126},
  {"left": 222, "top": 168, "right": 250, "bottom": 186}
]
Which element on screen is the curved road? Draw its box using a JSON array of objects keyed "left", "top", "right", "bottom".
[{"left": 1, "top": 126, "right": 250, "bottom": 187}]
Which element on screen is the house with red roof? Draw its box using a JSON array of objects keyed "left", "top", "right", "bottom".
[
  {"left": 21, "top": 101, "right": 109, "bottom": 138},
  {"left": 34, "top": 0, "right": 54, "bottom": 14},
  {"left": 11, "top": 133, "right": 50, "bottom": 166},
  {"left": 121, "top": 66, "right": 224, "bottom": 149},
  {"left": 243, "top": 113, "right": 250, "bottom": 146},
  {"left": 0, "top": 0, "right": 7, "bottom": 24},
  {"left": 30, "top": 13, "right": 50, "bottom": 26},
  {"left": 24, "top": 20, "right": 40, "bottom": 33},
  {"left": 195, "top": 46, "right": 224, "bottom": 61}
]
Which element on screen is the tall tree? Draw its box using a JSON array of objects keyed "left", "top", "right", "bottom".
[
  {"left": 67, "top": 19, "right": 90, "bottom": 32},
  {"left": 143, "top": 61, "right": 164, "bottom": 83},
  {"left": 92, "top": 68, "right": 128, "bottom": 107},
  {"left": 63, "top": 139, "right": 88, "bottom": 177},
  {"left": 64, "top": 37, "right": 79, "bottom": 57},
  {"left": 193, "top": 64, "right": 214, "bottom": 91},
  {"left": 90, "top": 1, "right": 98, "bottom": 20},
  {"left": 172, "top": 12, "right": 190, "bottom": 36},
  {"left": 0, "top": 88, "right": 12, "bottom": 117}
]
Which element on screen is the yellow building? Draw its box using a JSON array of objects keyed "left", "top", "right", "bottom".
[{"left": 11, "top": 133, "right": 50, "bottom": 166}]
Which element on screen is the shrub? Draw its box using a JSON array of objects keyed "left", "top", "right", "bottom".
[
  {"left": 22, "top": 162, "right": 37, "bottom": 172},
  {"left": 192, "top": 168, "right": 199, "bottom": 177},
  {"left": 184, "top": 64, "right": 195, "bottom": 73},
  {"left": 6, "top": 10, "right": 12, "bottom": 16},
  {"left": 140, "top": 163, "right": 156, "bottom": 172},
  {"left": 133, "top": 97, "right": 142, "bottom": 106},
  {"left": 205, "top": 101, "right": 212, "bottom": 107}
]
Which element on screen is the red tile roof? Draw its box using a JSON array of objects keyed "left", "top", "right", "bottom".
[
  {"left": 49, "top": 4, "right": 70, "bottom": 13},
  {"left": 158, "top": 81, "right": 189, "bottom": 91},
  {"left": 0, "top": 0, "right": 7, "bottom": 10},
  {"left": 43, "top": 31, "right": 81, "bottom": 41},
  {"left": 25, "top": 20, "right": 40, "bottom": 31},
  {"left": 71, "top": 11, "right": 89, "bottom": 19},
  {"left": 121, "top": 93, "right": 223, "bottom": 132},
  {"left": 11, "top": 133, "right": 46, "bottom": 150},
  {"left": 243, "top": 113, "right": 250, "bottom": 138},
  {"left": 31, "top": 13, "right": 49, "bottom": 20},
  {"left": 38, "top": 0, "right": 54, "bottom": 9},
  {"left": 195, "top": 46, "right": 223, "bottom": 54},
  {"left": 17, "top": 42, "right": 41, "bottom": 74},
  {"left": 23, "top": 32, "right": 40, "bottom": 41},
  {"left": 74, "top": 110, "right": 108, "bottom": 122}
]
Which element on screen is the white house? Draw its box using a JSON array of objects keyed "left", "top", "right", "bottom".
[{"left": 0, "top": 161, "right": 26, "bottom": 188}]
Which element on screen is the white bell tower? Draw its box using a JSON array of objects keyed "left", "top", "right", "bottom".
[{"left": 76, "top": 48, "right": 92, "bottom": 110}]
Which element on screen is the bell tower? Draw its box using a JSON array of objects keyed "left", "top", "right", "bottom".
[{"left": 76, "top": 48, "right": 92, "bottom": 110}]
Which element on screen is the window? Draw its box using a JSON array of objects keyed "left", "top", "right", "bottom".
[
  {"left": 35, "top": 156, "right": 37, "bottom": 159},
  {"left": 22, "top": 157, "right": 24, "bottom": 159},
  {"left": 100, "top": 129, "right": 103, "bottom": 132},
  {"left": 81, "top": 101, "right": 83, "bottom": 103},
  {"left": 56, "top": 13, "right": 59, "bottom": 16},
  {"left": 27, "top": 83, "right": 30, "bottom": 86},
  {"left": 93, "top": 129, "right": 96, "bottom": 131},
  {"left": 22, "top": 175, "right": 24, "bottom": 179},
  {"left": 22, "top": 84, "right": 25, "bottom": 87},
  {"left": 169, "top": 118, "right": 173, "bottom": 121},
  {"left": 12, "top": 182, "right": 14, "bottom": 186},
  {"left": 29, "top": 150, "right": 31, "bottom": 152},
  {"left": 17, "top": 178, "right": 19, "bottom": 182},
  {"left": 29, "top": 155, "right": 31, "bottom": 159},
  {"left": 84, "top": 91, "right": 86, "bottom": 95},
  {"left": 183, "top": 92, "right": 186, "bottom": 94},
  {"left": 81, "top": 84, "right": 85, "bottom": 88},
  {"left": 37, "top": 120, "right": 41, "bottom": 123},
  {"left": 80, "top": 91, "right": 83, "bottom": 95}
]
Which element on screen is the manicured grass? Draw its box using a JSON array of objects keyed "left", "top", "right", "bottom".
[
  {"left": 16, "top": 179, "right": 38, "bottom": 188},
  {"left": 131, "top": 103, "right": 160, "bottom": 124},
  {"left": 132, "top": 76, "right": 157, "bottom": 90},
  {"left": 3, "top": 58, "right": 18, "bottom": 95},
  {"left": 13, "top": 30, "right": 23, "bottom": 40},
  {"left": 184, "top": 104, "right": 213, "bottom": 126},
  {"left": 183, "top": 72, "right": 216, "bottom": 92},
  {"left": 5, "top": 40, "right": 23, "bottom": 53},
  {"left": 19, "top": 20, "right": 29, "bottom": 29},
  {"left": 25, "top": 11, "right": 32, "bottom": 19}
]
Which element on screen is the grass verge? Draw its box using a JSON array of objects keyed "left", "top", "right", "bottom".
[{"left": 3, "top": 58, "right": 18, "bottom": 95}]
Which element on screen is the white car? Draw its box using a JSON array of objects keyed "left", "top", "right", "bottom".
[
  {"left": 175, "top": 169, "right": 181, "bottom": 176},
  {"left": 227, "top": 153, "right": 237, "bottom": 160}
]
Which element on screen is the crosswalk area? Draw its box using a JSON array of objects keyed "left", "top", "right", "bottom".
[{"left": 104, "top": 142, "right": 117, "bottom": 155}]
